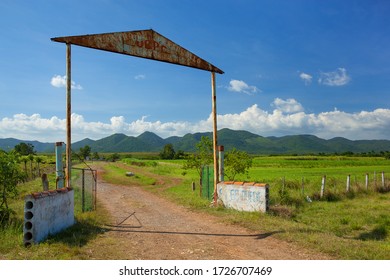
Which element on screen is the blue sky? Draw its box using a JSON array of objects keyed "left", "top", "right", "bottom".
[{"left": 1, "top": 0, "right": 390, "bottom": 142}]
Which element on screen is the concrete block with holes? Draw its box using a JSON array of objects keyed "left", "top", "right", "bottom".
[{"left": 23, "top": 188, "right": 74, "bottom": 246}]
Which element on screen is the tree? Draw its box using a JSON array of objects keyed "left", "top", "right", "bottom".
[
  {"left": 21, "top": 156, "right": 28, "bottom": 177},
  {"left": 224, "top": 148, "right": 252, "bottom": 181},
  {"left": 14, "top": 142, "right": 35, "bottom": 156},
  {"left": 35, "top": 156, "right": 43, "bottom": 177},
  {"left": 28, "top": 154, "right": 35, "bottom": 179},
  {"left": 160, "top": 143, "right": 176, "bottom": 160},
  {"left": 108, "top": 153, "right": 120, "bottom": 162},
  {"left": 183, "top": 136, "right": 213, "bottom": 185},
  {"left": 92, "top": 151, "right": 100, "bottom": 160},
  {"left": 0, "top": 151, "right": 24, "bottom": 220},
  {"left": 79, "top": 145, "right": 91, "bottom": 160},
  {"left": 174, "top": 150, "right": 186, "bottom": 159}
]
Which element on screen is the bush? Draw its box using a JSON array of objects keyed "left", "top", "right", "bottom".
[
  {"left": 312, "top": 190, "right": 341, "bottom": 202},
  {"left": 0, "top": 207, "right": 15, "bottom": 226},
  {"left": 277, "top": 187, "right": 304, "bottom": 208},
  {"left": 269, "top": 205, "right": 296, "bottom": 219},
  {"left": 375, "top": 185, "right": 390, "bottom": 194}
]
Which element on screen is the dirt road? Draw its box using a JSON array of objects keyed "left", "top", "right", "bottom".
[{"left": 93, "top": 171, "right": 329, "bottom": 260}]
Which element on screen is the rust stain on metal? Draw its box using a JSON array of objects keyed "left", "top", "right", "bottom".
[{"left": 51, "top": 29, "right": 223, "bottom": 74}]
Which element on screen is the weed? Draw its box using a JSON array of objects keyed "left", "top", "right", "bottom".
[
  {"left": 358, "top": 225, "right": 388, "bottom": 241},
  {"left": 268, "top": 205, "right": 296, "bottom": 219}
]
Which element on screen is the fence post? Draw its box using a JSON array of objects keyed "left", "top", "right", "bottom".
[
  {"left": 320, "top": 175, "right": 326, "bottom": 198},
  {"left": 382, "top": 171, "right": 385, "bottom": 188},
  {"left": 365, "top": 173, "right": 369, "bottom": 190},
  {"left": 81, "top": 169, "right": 85, "bottom": 213},
  {"left": 301, "top": 177, "right": 305, "bottom": 196},
  {"left": 346, "top": 174, "right": 351, "bottom": 192},
  {"left": 41, "top": 173, "right": 49, "bottom": 191},
  {"left": 374, "top": 171, "right": 377, "bottom": 187},
  {"left": 93, "top": 170, "right": 97, "bottom": 211}
]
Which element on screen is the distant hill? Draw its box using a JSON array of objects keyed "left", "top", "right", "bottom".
[
  {"left": 1, "top": 128, "right": 390, "bottom": 155},
  {"left": 0, "top": 138, "right": 54, "bottom": 153}
]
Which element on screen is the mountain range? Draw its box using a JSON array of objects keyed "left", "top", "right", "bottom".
[{"left": 1, "top": 128, "right": 390, "bottom": 155}]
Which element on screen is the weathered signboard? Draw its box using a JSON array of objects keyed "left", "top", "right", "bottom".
[
  {"left": 51, "top": 29, "right": 223, "bottom": 74},
  {"left": 217, "top": 182, "right": 269, "bottom": 213}
]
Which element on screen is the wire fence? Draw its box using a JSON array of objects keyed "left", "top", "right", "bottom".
[
  {"left": 200, "top": 164, "right": 390, "bottom": 205},
  {"left": 72, "top": 167, "right": 97, "bottom": 212}
]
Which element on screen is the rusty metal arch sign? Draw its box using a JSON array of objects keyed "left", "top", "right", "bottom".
[{"left": 51, "top": 29, "right": 223, "bottom": 204}]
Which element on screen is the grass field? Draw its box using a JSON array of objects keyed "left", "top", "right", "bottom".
[
  {"left": 1, "top": 155, "right": 390, "bottom": 259},
  {"left": 121, "top": 155, "right": 390, "bottom": 259}
]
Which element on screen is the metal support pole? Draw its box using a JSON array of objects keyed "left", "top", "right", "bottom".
[
  {"left": 218, "top": 145, "right": 224, "bottom": 182},
  {"left": 55, "top": 142, "right": 64, "bottom": 189},
  {"left": 211, "top": 72, "right": 219, "bottom": 206},
  {"left": 66, "top": 43, "right": 72, "bottom": 189}
]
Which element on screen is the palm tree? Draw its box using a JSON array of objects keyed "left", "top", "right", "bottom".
[
  {"left": 35, "top": 156, "right": 43, "bottom": 177},
  {"left": 21, "top": 156, "right": 28, "bottom": 181},
  {"left": 28, "top": 154, "right": 34, "bottom": 179}
]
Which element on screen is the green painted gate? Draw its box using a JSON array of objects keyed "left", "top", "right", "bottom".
[{"left": 201, "top": 165, "right": 214, "bottom": 200}]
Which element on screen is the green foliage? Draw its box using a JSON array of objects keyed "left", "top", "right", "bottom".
[
  {"left": 224, "top": 148, "right": 252, "bottom": 181},
  {"left": 79, "top": 145, "right": 91, "bottom": 160},
  {"left": 183, "top": 136, "right": 213, "bottom": 179},
  {"left": 107, "top": 153, "right": 121, "bottom": 162},
  {"left": 14, "top": 142, "right": 36, "bottom": 156},
  {"left": 159, "top": 143, "right": 176, "bottom": 160},
  {"left": 92, "top": 151, "right": 100, "bottom": 160},
  {"left": 0, "top": 151, "right": 24, "bottom": 219}
]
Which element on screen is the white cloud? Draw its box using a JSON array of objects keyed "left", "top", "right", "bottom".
[
  {"left": 1, "top": 99, "right": 390, "bottom": 142},
  {"left": 272, "top": 98, "right": 304, "bottom": 113},
  {"left": 134, "top": 74, "right": 146, "bottom": 80},
  {"left": 299, "top": 72, "right": 312, "bottom": 85},
  {"left": 318, "top": 68, "right": 351, "bottom": 86},
  {"left": 227, "top": 79, "right": 259, "bottom": 95},
  {"left": 51, "top": 75, "right": 83, "bottom": 90}
]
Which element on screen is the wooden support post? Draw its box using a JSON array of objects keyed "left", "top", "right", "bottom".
[
  {"left": 365, "top": 173, "right": 369, "bottom": 190},
  {"left": 65, "top": 43, "right": 72, "bottom": 189},
  {"left": 346, "top": 174, "right": 351, "bottom": 192},
  {"left": 211, "top": 72, "right": 219, "bottom": 206}
]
